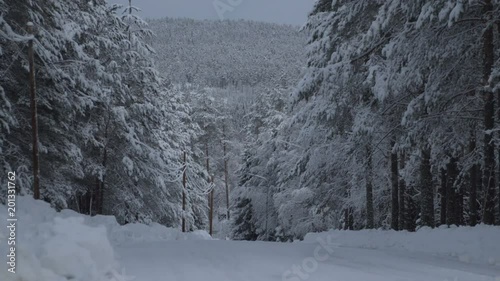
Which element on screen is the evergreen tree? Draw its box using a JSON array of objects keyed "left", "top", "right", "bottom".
[{"left": 231, "top": 197, "right": 258, "bottom": 241}]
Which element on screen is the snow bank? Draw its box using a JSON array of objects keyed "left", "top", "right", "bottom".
[
  {"left": 0, "top": 199, "right": 126, "bottom": 281},
  {"left": 304, "top": 226, "right": 500, "bottom": 266},
  {"left": 0, "top": 196, "right": 211, "bottom": 280},
  {"left": 61, "top": 199, "right": 211, "bottom": 245}
]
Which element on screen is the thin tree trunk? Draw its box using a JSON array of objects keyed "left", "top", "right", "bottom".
[
  {"left": 496, "top": 19, "right": 500, "bottom": 224},
  {"left": 399, "top": 151, "right": 406, "bottom": 230},
  {"left": 390, "top": 140, "right": 399, "bottom": 230},
  {"left": 420, "top": 148, "right": 434, "bottom": 228},
  {"left": 209, "top": 176, "right": 214, "bottom": 236},
  {"left": 457, "top": 181, "right": 464, "bottom": 225},
  {"left": 94, "top": 178, "right": 100, "bottom": 215},
  {"left": 366, "top": 144, "right": 374, "bottom": 229},
  {"left": 94, "top": 145, "right": 107, "bottom": 215},
  {"left": 348, "top": 207, "right": 354, "bottom": 230},
  {"left": 89, "top": 191, "right": 93, "bottom": 216},
  {"left": 223, "top": 125, "right": 230, "bottom": 220},
  {"left": 99, "top": 146, "right": 107, "bottom": 215},
  {"left": 343, "top": 209, "right": 349, "bottom": 230},
  {"left": 482, "top": 0, "right": 496, "bottom": 225},
  {"left": 182, "top": 151, "right": 187, "bottom": 232},
  {"left": 477, "top": 164, "right": 483, "bottom": 224},
  {"left": 75, "top": 196, "right": 80, "bottom": 214},
  {"left": 469, "top": 168, "right": 477, "bottom": 226},
  {"left": 128, "top": 0, "right": 132, "bottom": 45},
  {"left": 440, "top": 168, "right": 447, "bottom": 226},
  {"left": 28, "top": 22, "right": 40, "bottom": 200},
  {"left": 446, "top": 159, "right": 458, "bottom": 226},
  {"left": 205, "top": 142, "right": 214, "bottom": 236},
  {"left": 98, "top": 115, "right": 110, "bottom": 215},
  {"left": 205, "top": 142, "right": 210, "bottom": 175},
  {"left": 469, "top": 134, "right": 478, "bottom": 226},
  {"left": 265, "top": 183, "right": 272, "bottom": 240}
]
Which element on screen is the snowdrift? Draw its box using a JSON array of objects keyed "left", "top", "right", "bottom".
[
  {"left": 304, "top": 226, "right": 500, "bottom": 267},
  {"left": 0, "top": 196, "right": 211, "bottom": 281},
  {"left": 59, "top": 209, "right": 212, "bottom": 245}
]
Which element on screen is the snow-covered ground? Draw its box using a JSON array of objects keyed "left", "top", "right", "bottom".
[
  {"left": 304, "top": 226, "right": 500, "bottom": 267},
  {"left": 117, "top": 239, "right": 500, "bottom": 281},
  {"left": 2, "top": 197, "right": 500, "bottom": 281}
]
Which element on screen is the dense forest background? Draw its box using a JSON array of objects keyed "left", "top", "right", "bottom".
[
  {"left": 1, "top": 0, "right": 500, "bottom": 241},
  {"left": 147, "top": 18, "right": 305, "bottom": 88}
]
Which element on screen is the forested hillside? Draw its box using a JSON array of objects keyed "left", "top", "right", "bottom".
[
  {"left": 147, "top": 18, "right": 306, "bottom": 88},
  {"left": 144, "top": 18, "right": 307, "bottom": 237}
]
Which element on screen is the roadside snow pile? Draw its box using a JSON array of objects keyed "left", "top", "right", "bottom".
[
  {"left": 0, "top": 199, "right": 126, "bottom": 281},
  {"left": 10, "top": 196, "right": 212, "bottom": 245},
  {"left": 0, "top": 196, "right": 211, "bottom": 280},
  {"left": 304, "top": 226, "right": 500, "bottom": 266}
]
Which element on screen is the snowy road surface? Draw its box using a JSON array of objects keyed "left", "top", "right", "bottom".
[{"left": 116, "top": 240, "right": 500, "bottom": 281}]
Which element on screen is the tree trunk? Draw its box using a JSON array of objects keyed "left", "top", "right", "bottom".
[
  {"left": 128, "top": 0, "right": 132, "bottom": 45},
  {"left": 95, "top": 140, "right": 108, "bottom": 215},
  {"left": 497, "top": 20, "right": 500, "bottom": 225},
  {"left": 399, "top": 152, "right": 406, "bottom": 230},
  {"left": 348, "top": 208, "right": 354, "bottom": 230},
  {"left": 366, "top": 144, "right": 374, "bottom": 229},
  {"left": 457, "top": 181, "right": 464, "bottom": 226},
  {"left": 89, "top": 191, "right": 93, "bottom": 216},
  {"left": 182, "top": 151, "right": 187, "bottom": 232},
  {"left": 440, "top": 168, "right": 447, "bottom": 226},
  {"left": 343, "top": 209, "right": 349, "bottom": 230},
  {"left": 99, "top": 146, "right": 107, "bottom": 215},
  {"left": 94, "top": 178, "right": 100, "bottom": 215},
  {"left": 469, "top": 135, "right": 478, "bottom": 226},
  {"left": 482, "top": 0, "right": 496, "bottom": 225},
  {"left": 446, "top": 159, "right": 458, "bottom": 226},
  {"left": 223, "top": 125, "right": 230, "bottom": 220},
  {"left": 209, "top": 176, "right": 214, "bottom": 236},
  {"left": 28, "top": 22, "right": 40, "bottom": 200},
  {"left": 390, "top": 140, "right": 399, "bottom": 230},
  {"left": 406, "top": 186, "right": 418, "bottom": 232},
  {"left": 420, "top": 148, "right": 434, "bottom": 228},
  {"left": 205, "top": 143, "right": 214, "bottom": 236}
]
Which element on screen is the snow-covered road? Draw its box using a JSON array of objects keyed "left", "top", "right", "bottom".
[{"left": 116, "top": 240, "right": 500, "bottom": 281}]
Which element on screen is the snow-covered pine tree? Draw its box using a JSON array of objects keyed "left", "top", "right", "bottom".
[{"left": 0, "top": 0, "right": 209, "bottom": 230}]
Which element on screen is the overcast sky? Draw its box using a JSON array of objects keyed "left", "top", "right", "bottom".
[{"left": 118, "top": 0, "right": 315, "bottom": 26}]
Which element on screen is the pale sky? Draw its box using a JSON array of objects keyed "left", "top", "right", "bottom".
[{"left": 119, "top": 0, "right": 315, "bottom": 26}]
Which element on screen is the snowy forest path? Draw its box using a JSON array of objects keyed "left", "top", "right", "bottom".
[{"left": 116, "top": 240, "right": 500, "bottom": 281}]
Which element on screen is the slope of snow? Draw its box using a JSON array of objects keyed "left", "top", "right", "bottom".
[
  {"left": 0, "top": 201, "right": 125, "bottom": 281},
  {"left": 304, "top": 226, "right": 500, "bottom": 266},
  {"left": 0, "top": 196, "right": 210, "bottom": 281}
]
